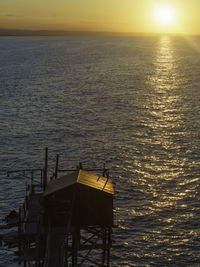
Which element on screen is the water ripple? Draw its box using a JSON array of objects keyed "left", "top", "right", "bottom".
[{"left": 1, "top": 36, "right": 200, "bottom": 266}]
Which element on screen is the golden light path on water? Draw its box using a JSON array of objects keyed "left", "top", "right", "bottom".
[
  {"left": 148, "top": 38, "right": 186, "bottom": 208},
  {"left": 125, "top": 36, "right": 199, "bottom": 262}
]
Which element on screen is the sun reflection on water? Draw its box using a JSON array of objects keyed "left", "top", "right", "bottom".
[
  {"left": 146, "top": 36, "right": 184, "bottom": 171},
  {"left": 130, "top": 36, "right": 200, "bottom": 257}
]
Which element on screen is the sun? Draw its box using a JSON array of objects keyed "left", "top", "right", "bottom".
[{"left": 154, "top": 5, "right": 176, "bottom": 26}]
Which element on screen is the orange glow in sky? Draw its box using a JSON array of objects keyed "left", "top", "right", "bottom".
[{"left": 0, "top": 0, "right": 199, "bottom": 35}]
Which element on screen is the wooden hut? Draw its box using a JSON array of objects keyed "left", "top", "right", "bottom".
[{"left": 43, "top": 169, "right": 114, "bottom": 227}]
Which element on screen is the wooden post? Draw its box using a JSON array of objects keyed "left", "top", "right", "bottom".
[
  {"left": 79, "top": 162, "right": 83, "bottom": 169},
  {"left": 36, "top": 219, "right": 41, "bottom": 267},
  {"left": 43, "top": 147, "right": 48, "bottom": 191},
  {"left": 65, "top": 235, "right": 69, "bottom": 267},
  {"left": 106, "top": 170, "right": 109, "bottom": 179},
  {"left": 55, "top": 154, "right": 59, "bottom": 180},
  {"left": 31, "top": 170, "right": 34, "bottom": 185},
  {"left": 107, "top": 228, "right": 111, "bottom": 267},
  {"left": 18, "top": 207, "right": 22, "bottom": 264},
  {"left": 72, "top": 232, "right": 75, "bottom": 267},
  {"left": 102, "top": 228, "right": 106, "bottom": 266},
  {"left": 102, "top": 163, "right": 106, "bottom": 177},
  {"left": 40, "top": 169, "right": 43, "bottom": 187}
]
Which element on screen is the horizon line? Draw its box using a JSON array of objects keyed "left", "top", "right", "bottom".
[{"left": 0, "top": 28, "right": 199, "bottom": 37}]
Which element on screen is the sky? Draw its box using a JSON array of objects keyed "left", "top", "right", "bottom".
[{"left": 0, "top": 0, "right": 200, "bottom": 35}]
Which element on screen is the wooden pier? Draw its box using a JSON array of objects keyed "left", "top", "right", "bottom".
[{"left": 1, "top": 148, "right": 114, "bottom": 266}]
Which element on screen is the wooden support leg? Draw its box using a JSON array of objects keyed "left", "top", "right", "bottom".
[
  {"left": 64, "top": 235, "right": 69, "bottom": 267},
  {"left": 72, "top": 233, "right": 75, "bottom": 267},
  {"left": 102, "top": 228, "right": 106, "bottom": 266},
  {"left": 107, "top": 228, "right": 111, "bottom": 267},
  {"left": 18, "top": 207, "right": 22, "bottom": 265}
]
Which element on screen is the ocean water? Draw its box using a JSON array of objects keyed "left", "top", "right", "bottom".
[{"left": 1, "top": 36, "right": 200, "bottom": 266}]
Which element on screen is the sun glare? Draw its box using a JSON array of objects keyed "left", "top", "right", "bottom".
[{"left": 155, "top": 5, "right": 176, "bottom": 26}]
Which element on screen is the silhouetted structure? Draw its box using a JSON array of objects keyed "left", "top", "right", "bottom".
[{"left": 1, "top": 148, "right": 114, "bottom": 266}]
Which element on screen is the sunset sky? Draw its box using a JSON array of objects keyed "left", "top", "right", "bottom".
[{"left": 0, "top": 0, "right": 200, "bottom": 35}]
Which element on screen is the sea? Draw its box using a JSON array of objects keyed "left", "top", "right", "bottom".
[{"left": 1, "top": 35, "right": 200, "bottom": 266}]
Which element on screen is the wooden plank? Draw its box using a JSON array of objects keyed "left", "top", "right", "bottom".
[
  {"left": 44, "top": 169, "right": 114, "bottom": 197},
  {"left": 78, "top": 170, "right": 114, "bottom": 195}
]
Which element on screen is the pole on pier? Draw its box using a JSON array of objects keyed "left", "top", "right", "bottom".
[
  {"left": 43, "top": 147, "right": 48, "bottom": 191},
  {"left": 102, "top": 163, "right": 106, "bottom": 177},
  {"left": 31, "top": 170, "right": 34, "bottom": 185},
  {"left": 55, "top": 154, "right": 59, "bottom": 180},
  {"left": 79, "top": 162, "right": 83, "bottom": 169}
]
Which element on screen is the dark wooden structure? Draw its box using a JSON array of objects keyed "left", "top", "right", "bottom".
[
  {"left": 43, "top": 169, "right": 114, "bottom": 266},
  {"left": 44, "top": 169, "right": 114, "bottom": 227},
  {"left": 1, "top": 149, "right": 114, "bottom": 267}
]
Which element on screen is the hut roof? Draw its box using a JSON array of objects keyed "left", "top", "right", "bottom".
[{"left": 44, "top": 169, "right": 114, "bottom": 197}]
